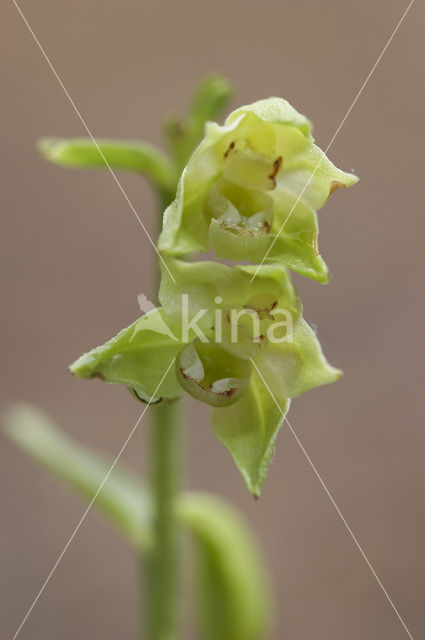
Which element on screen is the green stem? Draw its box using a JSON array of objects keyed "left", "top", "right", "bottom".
[
  {"left": 143, "top": 174, "right": 181, "bottom": 639},
  {"left": 146, "top": 399, "right": 181, "bottom": 640}
]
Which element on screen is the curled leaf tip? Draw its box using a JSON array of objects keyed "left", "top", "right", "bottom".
[{"left": 329, "top": 179, "right": 347, "bottom": 197}]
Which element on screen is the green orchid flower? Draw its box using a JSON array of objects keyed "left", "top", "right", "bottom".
[
  {"left": 159, "top": 97, "right": 358, "bottom": 283},
  {"left": 71, "top": 259, "right": 339, "bottom": 496}
]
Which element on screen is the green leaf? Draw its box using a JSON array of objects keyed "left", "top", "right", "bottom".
[
  {"left": 179, "top": 492, "right": 273, "bottom": 640},
  {"left": 164, "top": 74, "right": 232, "bottom": 171},
  {"left": 211, "top": 367, "right": 289, "bottom": 497},
  {"left": 190, "top": 74, "right": 233, "bottom": 134},
  {"left": 4, "top": 406, "right": 272, "bottom": 640},
  {"left": 3, "top": 404, "right": 153, "bottom": 548},
  {"left": 71, "top": 308, "right": 183, "bottom": 402},
  {"left": 38, "top": 137, "right": 177, "bottom": 194}
]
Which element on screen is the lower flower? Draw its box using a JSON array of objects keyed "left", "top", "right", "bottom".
[{"left": 71, "top": 259, "right": 340, "bottom": 495}]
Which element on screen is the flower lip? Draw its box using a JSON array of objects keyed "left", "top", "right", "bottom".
[
  {"left": 176, "top": 339, "right": 251, "bottom": 407},
  {"left": 178, "top": 367, "right": 239, "bottom": 397}
]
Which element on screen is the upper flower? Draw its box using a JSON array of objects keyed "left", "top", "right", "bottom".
[{"left": 159, "top": 97, "right": 358, "bottom": 283}]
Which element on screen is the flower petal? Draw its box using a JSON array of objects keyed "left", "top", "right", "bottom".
[
  {"left": 71, "top": 308, "right": 183, "bottom": 402},
  {"left": 212, "top": 366, "right": 290, "bottom": 497}
]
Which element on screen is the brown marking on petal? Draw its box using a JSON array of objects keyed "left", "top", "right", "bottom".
[
  {"left": 179, "top": 367, "right": 239, "bottom": 397},
  {"left": 180, "top": 367, "right": 208, "bottom": 389},
  {"left": 224, "top": 141, "right": 235, "bottom": 158},
  {"left": 217, "top": 386, "right": 239, "bottom": 398},
  {"left": 243, "top": 300, "right": 277, "bottom": 321},
  {"left": 329, "top": 180, "right": 346, "bottom": 198},
  {"left": 180, "top": 367, "right": 192, "bottom": 378},
  {"left": 247, "top": 224, "right": 269, "bottom": 237},
  {"left": 268, "top": 156, "right": 282, "bottom": 186},
  {"left": 91, "top": 372, "right": 105, "bottom": 381},
  {"left": 268, "top": 301, "right": 278, "bottom": 320},
  {"left": 268, "top": 307, "right": 275, "bottom": 317},
  {"left": 220, "top": 220, "right": 242, "bottom": 236}
]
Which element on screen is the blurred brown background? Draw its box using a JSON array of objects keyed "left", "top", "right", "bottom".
[{"left": 1, "top": 0, "right": 424, "bottom": 638}]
